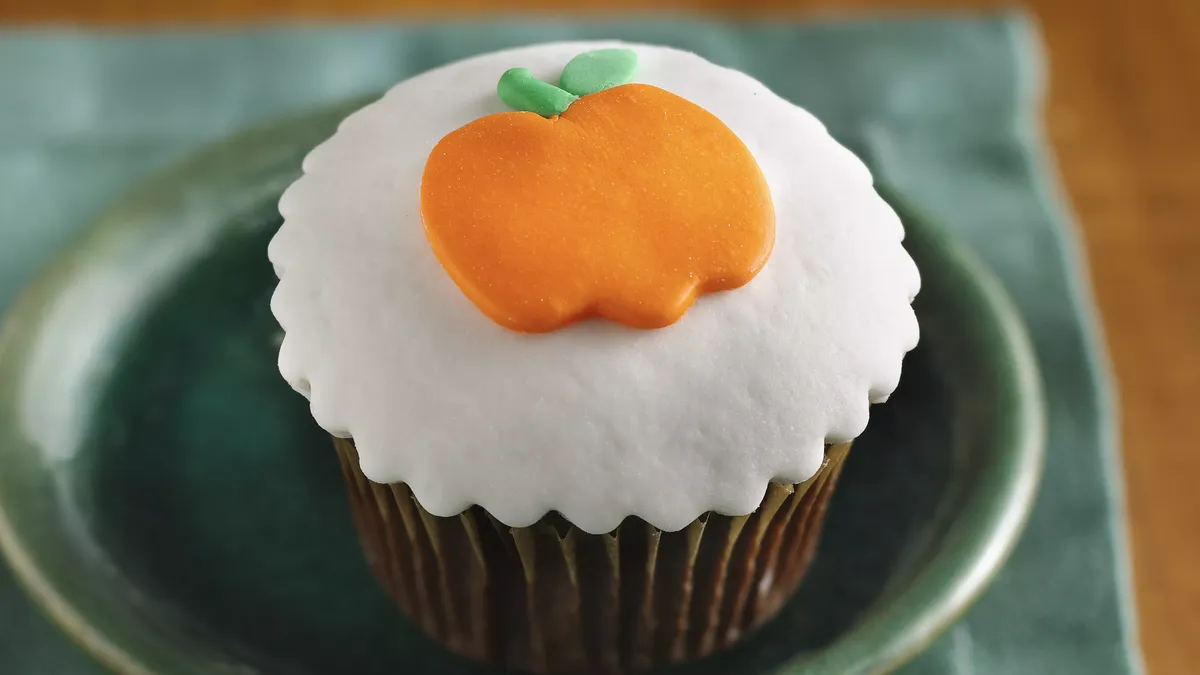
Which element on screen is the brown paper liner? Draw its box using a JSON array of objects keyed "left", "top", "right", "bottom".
[{"left": 333, "top": 438, "right": 850, "bottom": 675}]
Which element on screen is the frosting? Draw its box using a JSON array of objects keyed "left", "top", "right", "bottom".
[
  {"left": 421, "top": 82, "right": 775, "bottom": 333},
  {"left": 270, "top": 42, "right": 920, "bottom": 534},
  {"left": 559, "top": 48, "right": 639, "bottom": 96}
]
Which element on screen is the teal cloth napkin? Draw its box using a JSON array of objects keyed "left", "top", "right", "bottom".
[{"left": 0, "top": 13, "right": 1143, "bottom": 675}]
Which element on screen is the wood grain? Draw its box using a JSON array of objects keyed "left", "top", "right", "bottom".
[{"left": 2, "top": 1, "right": 1197, "bottom": 674}]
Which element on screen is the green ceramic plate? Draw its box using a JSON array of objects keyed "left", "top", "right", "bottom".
[{"left": 0, "top": 102, "right": 1044, "bottom": 675}]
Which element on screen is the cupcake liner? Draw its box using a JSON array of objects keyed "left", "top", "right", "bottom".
[{"left": 334, "top": 438, "right": 850, "bottom": 674}]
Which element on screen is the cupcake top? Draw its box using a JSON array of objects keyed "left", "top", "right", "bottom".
[{"left": 270, "top": 42, "right": 920, "bottom": 534}]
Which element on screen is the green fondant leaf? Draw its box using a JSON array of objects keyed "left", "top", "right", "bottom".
[
  {"left": 559, "top": 48, "right": 639, "bottom": 96},
  {"left": 497, "top": 68, "right": 578, "bottom": 118}
]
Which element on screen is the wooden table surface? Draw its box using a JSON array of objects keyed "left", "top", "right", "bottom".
[{"left": 2, "top": 0, "right": 1197, "bottom": 673}]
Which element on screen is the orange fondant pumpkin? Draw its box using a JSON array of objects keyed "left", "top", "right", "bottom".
[{"left": 420, "top": 62, "right": 774, "bottom": 333}]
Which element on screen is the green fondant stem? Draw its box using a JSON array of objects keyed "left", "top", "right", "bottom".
[{"left": 497, "top": 68, "right": 577, "bottom": 118}]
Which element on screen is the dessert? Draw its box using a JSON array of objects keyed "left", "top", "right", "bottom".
[{"left": 270, "top": 41, "right": 920, "bottom": 674}]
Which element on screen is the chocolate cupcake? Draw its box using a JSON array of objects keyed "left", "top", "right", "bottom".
[{"left": 268, "top": 42, "right": 919, "bottom": 674}]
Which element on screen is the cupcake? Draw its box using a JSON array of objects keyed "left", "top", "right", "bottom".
[{"left": 269, "top": 42, "right": 919, "bottom": 674}]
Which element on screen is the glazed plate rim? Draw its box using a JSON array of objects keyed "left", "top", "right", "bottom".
[{"left": 0, "top": 101, "right": 1046, "bottom": 675}]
